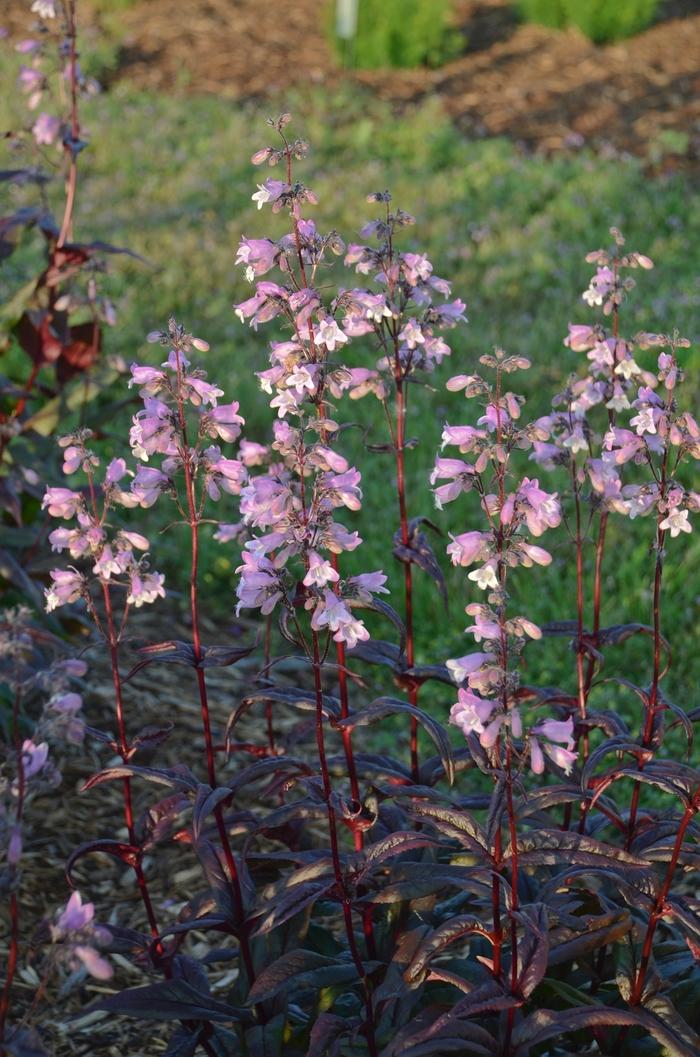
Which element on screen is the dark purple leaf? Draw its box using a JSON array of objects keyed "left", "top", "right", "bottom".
[
  {"left": 248, "top": 949, "right": 374, "bottom": 1004},
  {"left": 349, "top": 596, "right": 406, "bottom": 655},
  {"left": 393, "top": 517, "right": 447, "bottom": 606},
  {"left": 547, "top": 908, "right": 632, "bottom": 966},
  {"left": 82, "top": 763, "right": 198, "bottom": 793},
  {"left": 336, "top": 698, "right": 453, "bottom": 784},
  {"left": 305, "top": 1013, "right": 356, "bottom": 1057},
  {"left": 88, "top": 979, "right": 249, "bottom": 1023},
  {"left": 66, "top": 839, "right": 141, "bottom": 883},
  {"left": 408, "top": 802, "right": 489, "bottom": 855},
  {"left": 512, "top": 904, "right": 548, "bottom": 998},
  {"left": 357, "top": 831, "right": 440, "bottom": 881},
  {"left": 251, "top": 879, "right": 336, "bottom": 936},
  {"left": 405, "top": 915, "right": 492, "bottom": 984},
  {"left": 509, "top": 829, "right": 650, "bottom": 870}
]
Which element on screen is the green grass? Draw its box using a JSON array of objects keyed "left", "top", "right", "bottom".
[{"left": 2, "top": 63, "right": 699, "bottom": 732}]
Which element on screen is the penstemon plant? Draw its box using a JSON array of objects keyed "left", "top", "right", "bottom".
[{"left": 6, "top": 104, "right": 700, "bottom": 1057}]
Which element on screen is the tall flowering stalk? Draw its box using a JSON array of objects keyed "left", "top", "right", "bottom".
[
  {"left": 232, "top": 116, "right": 388, "bottom": 1050},
  {"left": 339, "top": 194, "right": 467, "bottom": 778},
  {"left": 436, "top": 349, "right": 571, "bottom": 1045},
  {"left": 531, "top": 231, "right": 657, "bottom": 771},
  {"left": 41, "top": 430, "right": 166, "bottom": 944},
  {"left": 125, "top": 320, "right": 261, "bottom": 988}
]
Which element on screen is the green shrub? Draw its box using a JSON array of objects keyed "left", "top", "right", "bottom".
[
  {"left": 516, "top": 0, "right": 659, "bottom": 42},
  {"left": 332, "top": 0, "right": 461, "bottom": 69}
]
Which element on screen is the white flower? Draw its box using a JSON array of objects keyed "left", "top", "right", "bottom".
[
  {"left": 659, "top": 507, "right": 691, "bottom": 538},
  {"left": 31, "top": 0, "right": 56, "bottom": 17},
  {"left": 614, "top": 357, "right": 640, "bottom": 380},
  {"left": 315, "top": 319, "right": 348, "bottom": 352},
  {"left": 630, "top": 408, "right": 657, "bottom": 436},
  {"left": 251, "top": 184, "right": 271, "bottom": 210},
  {"left": 467, "top": 563, "right": 499, "bottom": 591}
]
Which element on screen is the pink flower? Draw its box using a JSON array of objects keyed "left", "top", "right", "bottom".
[
  {"left": 446, "top": 652, "right": 496, "bottom": 684},
  {"left": 446, "top": 531, "right": 490, "bottom": 567},
  {"left": 183, "top": 375, "right": 224, "bottom": 407},
  {"left": 42, "top": 487, "right": 83, "bottom": 519},
  {"left": 32, "top": 112, "right": 61, "bottom": 146},
  {"left": 129, "top": 364, "right": 167, "bottom": 394},
  {"left": 236, "top": 550, "right": 283, "bottom": 615},
  {"left": 45, "top": 569, "right": 85, "bottom": 611},
  {"left": 564, "top": 323, "right": 597, "bottom": 351},
  {"left": 49, "top": 692, "right": 83, "bottom": 714},
  {"left": 236, "top": 237, "right": 279, "bottom": 278},
  {"left": 516, "top": 478, "right": 562, "bottom": 537},
  {"left": 449, "top": 687, "right": 495, "bottom": 738},
  {"left": 398, "top": 319, "right": 424, "bottom": 350},
  {"left": 659, "top": 507, "right": 691, "bottom": 537},
  {"left": 127, "top": 571, "right": 166, "bottom": 608},
  {"left": 319, "top": 468, "right": 362, "bottom": 511},
  {"left": 303, "top": 551, "right": 339, "bottom": 589},
  {"left": 203, "top": 402, "right": 245, "bottom": 443},
  {"left": 202, "top": 447, "right": 246, "bottom": 501},
  {"left": 131, "top": 467, "right": 169, "bottom": 507},
  {"left": 21, "top": 739, "right": 49, "bottom": 778},
  {"left": 311, "top": 589, "right": 369, "bottom": 649},
  {"left": 346, "top": 571, "right": 389, "bottom": 602},
  {"left": 441, "top": 424, "right": 487, "bottom": 453}
]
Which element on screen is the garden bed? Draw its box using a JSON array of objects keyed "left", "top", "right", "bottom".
[{"left": 89, "top": 0, "right": 700, "bottom": 164}]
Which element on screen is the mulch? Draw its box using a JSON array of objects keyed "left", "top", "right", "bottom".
[
  {"left": 109, "top": 0, "right": 700, "bottom": 163},
  {"left": 4, "top": 0, "right": 700, "bottom": 164}
]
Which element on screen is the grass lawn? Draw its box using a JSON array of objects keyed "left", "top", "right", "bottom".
[{"left": 2, "top": 65, "right": 699, "bottom": 733}]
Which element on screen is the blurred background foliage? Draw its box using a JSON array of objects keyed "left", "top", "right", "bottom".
[{"left": 1, "top": 0, "right": 699, "bottom": 735}]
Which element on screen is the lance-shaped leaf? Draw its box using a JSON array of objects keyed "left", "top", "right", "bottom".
[
  {"left": 248, "top": 949, "right": 377, "bottom": 1004},
  {"left": 228, "top": 686, "right": 340, "bottom": 733},
  {"left": 305, "top": 1013, "right": 358, "bottom": 1057},
  {"left": 224, "top": 755, "right": 314, "bottom": 799},
  {"left": 547, "top": 908, "right": 633, "bottom": 966},
  {"left": 512, "top": 1003, "right": 700, "bottom": 1057},
  {"left": 405, "top": 915, "right": 492, "bottom": 984},
  {"left": 393, "top": 517, "right": 447, "bottom": 607},
  {"left": 512, "top": 904, "right": 549, "bottom": 999},
  {"left": 162, "top": 1026, "right": 202, "bottom": 1057},
  {"left": 88, "top": 979, "right": 250, "bottom": 1023},
  {"left": 355, "top": 831, "right": 441, "bottom": 884},
  {"left": 82, "top": 763, "right": 198, "bottom": 793},
  {"left": 126, "top": 639, "right": 253, "bottom": 679},
  {"left": 368, "top": 862, "right": 491, "bottom": 904},
  {"left": 335, "top": 698, "right": 454, "bottom": 784},
  {"left": 507, "top": 830, "right": 650, "bottom": 870},
  {"left": 2, "top": 1026, "right": 49, "bottom": 1057},
  {"left": 408, "top": 802, "right": 489, "bottom": 855},
  {"left": 251, "top": 878, "right": 336, "bottom": 936},
  {"left": 66, "top": 839, "right": 141, "bottom": 883}
]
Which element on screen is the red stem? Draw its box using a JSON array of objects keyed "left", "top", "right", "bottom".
[
  {"left": 311, "top": 631, "right": 378, "bottom": 1057},
  {"left": 395, "top": 379, "right": 419, "bottom": 780},
  {"left": 630, "top": 800, "right": 697, "bottom": 1005},
  {"left": 172, "top": 354, "right": 257, "bottom": 989}
]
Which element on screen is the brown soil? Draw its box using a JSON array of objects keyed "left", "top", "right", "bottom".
[
  {"left": 110, "top": 0, "right": 700, "bottom": 159},
  {"left": 4, "top": 0, "right": 700, "bottom": 161}
]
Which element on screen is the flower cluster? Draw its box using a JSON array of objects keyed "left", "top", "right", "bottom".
[
  {"left": 335, "top": 191, "right": 467, "bottom": 400},
  {"left": 232, "top": 116, "right": 387, "bottom": 647},
  {"left": 535, "top": 232, "right": 698, "bottom": 539},
  {"left": 435, "top": 349, "right": 574, "bottom": 774},
  {"left": 42, "top": 430, "right": 165, "bottom": 614}
]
